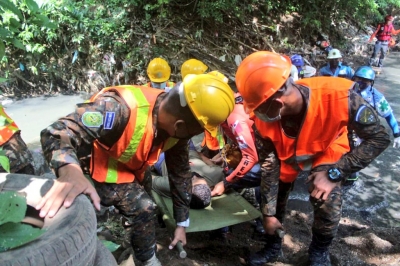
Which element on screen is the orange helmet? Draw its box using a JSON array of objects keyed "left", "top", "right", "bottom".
[{"left": 235, "top": 51, "right": 291, "bottom": 114}]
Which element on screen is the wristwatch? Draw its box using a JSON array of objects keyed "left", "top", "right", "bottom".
[{"left": 327, "top": 168, "right": 343, "bottom": 182}]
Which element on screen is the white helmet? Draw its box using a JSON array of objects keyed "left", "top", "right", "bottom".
[{"left": 327, "top": 49, "right": 342, "bottom": 59}]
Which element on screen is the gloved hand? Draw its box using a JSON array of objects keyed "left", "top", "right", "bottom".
[{"left": 393, "top": 136, "right": 400, "bottom": 148}]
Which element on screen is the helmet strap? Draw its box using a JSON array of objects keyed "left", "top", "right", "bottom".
[{"left": 178, "top": 83, "right": 188, "bottom": 107}]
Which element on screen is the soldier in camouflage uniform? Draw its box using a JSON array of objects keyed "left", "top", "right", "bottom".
[
  {"left": 0, "top": 106, "right": 35, "bottom": 174},
  {"left": 37, "top": 75, "right": 234, "bottom": 266},
  {"left": 235, "top": 51, "right": 390, "bottom": 266}
]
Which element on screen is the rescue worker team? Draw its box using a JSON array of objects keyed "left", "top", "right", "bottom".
[{"left": 0, "top": 15, "right": 399, "bottom": 266}]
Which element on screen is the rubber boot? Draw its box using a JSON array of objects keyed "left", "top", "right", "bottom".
[
  {"left": 141, "top": 253, "right": 162, "bottom": 266},
  {"left": 247, "top": 235, "right": 282, "bottom": 266},
  {"left": 308, "top": 235, "right": 332, "bottom": 266}
]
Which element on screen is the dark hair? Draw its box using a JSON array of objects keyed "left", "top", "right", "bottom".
[{"left": 190, "top": 184, "right": 211, "bottom": 209}]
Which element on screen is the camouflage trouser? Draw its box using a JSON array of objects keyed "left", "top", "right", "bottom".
[
  {"left": 94, "top": 179, "right": 157, "bottom": 262},
  {"left": 275, "top": 180, "right": 342, "bottom": 248}
]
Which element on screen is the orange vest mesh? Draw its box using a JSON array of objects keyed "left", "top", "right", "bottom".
[
  {"left": 90, "top": 85, "right": 164, "bottom": 183},
  {"left": 0, "top": 106, "right": 20, "bottom": 145},
  {"left": 255, "top": 77, "right": 352, "bottom": 183}
]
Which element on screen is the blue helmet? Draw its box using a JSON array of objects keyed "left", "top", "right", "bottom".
[
  {"left": 354, "top": 66, "right": 375, "bottom": 81},
  {"left": 290, "top": 54, "right": 304, "bottom": 67}
]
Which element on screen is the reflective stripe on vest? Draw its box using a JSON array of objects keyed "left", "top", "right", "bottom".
[
  {"left": 0, "top": 106, "right": 19, "bottom": 145},
  {"left": 90, "top": 85, "right": 163, "bottom": 183},
  {"left": 201, "top": 126, "right": 225, "bottom": 150},
  {"left": 255, "top": 77, "right": 352, "bottom": 183}
]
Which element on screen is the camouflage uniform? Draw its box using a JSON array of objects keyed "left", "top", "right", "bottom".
[
  {"left": 254, "top": 85, "right": 390, "bottom": 250},
  {"left": 40, "top": 90, "right": 192, "bottom": 262},
  {"left": 0, "top": 132, "right": 35, "bottom": 175}
]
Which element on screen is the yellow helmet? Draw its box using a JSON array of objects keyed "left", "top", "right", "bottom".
[
  {"left": 179, "top": 73, "right": 234, "bottom": 137},
  {"left": 207, "top": 70, "right": 229, "bottom": 83},
  {"left": 147, "top": 58, "right": 171, "bottom": 83},
  {"left": 181, "top": 59, "right": 208, "bottom": 79}
]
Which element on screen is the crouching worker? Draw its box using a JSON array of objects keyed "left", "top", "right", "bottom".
[
  {"left": 38, "top": 75, "right": 234, "bottom": 266},
  {"left": 0, "top": 105, "right": 35, "bottom": 174}
]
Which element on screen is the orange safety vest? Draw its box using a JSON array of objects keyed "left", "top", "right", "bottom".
[
  {"left": 255, "top": 77, "right": 352, "bottom": 183},
  {"left": 0, "top": 106, "right": 20, "bottom": 145},
  {"left": 89, "top": 85, "right": 179, "bottom": 183},
  {"left": 377, "top": 23, "right": 394, "bottom": 41}
]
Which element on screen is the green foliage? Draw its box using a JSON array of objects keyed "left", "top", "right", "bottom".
[
  {"left": 0, "top": 149, "right": 10, "bottom": 173},
  {"left": 0, "top": 191, "right": 45, "bottom": 251},
  {"left": 101, "top": 239, "right": 120, "bottom": 253}
]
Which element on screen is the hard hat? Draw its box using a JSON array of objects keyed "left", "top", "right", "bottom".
[
  {"left": 207, "top": 70, "right": 229, "bottom": 83},
  {"left": 290, "top": 54, "right": 305, "bottom": 67},
  {"left": 147, "top": 58, "right": 171, "bottom": 83},
  {"left": 327, "top": 49, "right": 342, "bottom": 59},
  {"left": 385, "top": 15, "right": 394, "bottom": 21},
  {"left": 235, "top": 51, "right": 291, "bottom": 114},
  {"left": 181, "top": 59, "right": 208, "bottom": 79},
  {"left": 179, "top": 73, "right": 234, "bottom": 137},
  {"left": 354, "top": 66, "right": 375, "bottom": 81}
]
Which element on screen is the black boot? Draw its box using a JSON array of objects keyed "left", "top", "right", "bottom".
[
  {"left": 247, "top": 235, "right": 282, "bottom": 266},
  {"left": 308, "top": 235, "right": 332, "bottom": 266}
]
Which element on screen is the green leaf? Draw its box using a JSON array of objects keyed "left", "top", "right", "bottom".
[
  {"left": 0, "top": 77, "right": 8, "bottom": 83},
  {"left": 0, "top": 41, "right": 4, "bottom": 60},
  {"left": 0, "top": 28, "right": 12, "bottom": 39},
  {"left": 11, "top": 38, "right": 25, "bottom": 50},
  {"left": 24, "top": 0, "right": 39, "bottom": 13},
  {"left": 44, "top": 22, "right": 58, "bottom": 29},
  {"left": 0, "top": 155, "right": 10, "bottom": 172},
  {"left": 0, "top": 191, "right": 26, "bottom": 225},
  {"left": 0, "top": 222, "right": 45, "bottom": 250},
  {"left": 0, "top": 0, "right": 23, "bottom": 20},
  {"left": 101, "top": 240, "right": 120, "bottom": 252}
]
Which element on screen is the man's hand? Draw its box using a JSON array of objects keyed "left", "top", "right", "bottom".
[
  {"left": 36, "top": 164, "right": 101, "bottom": 218},
  {"left": 263, "top": 216, "right": 283, "bottom": 235},
  {"left": 306, "top": 171, "right": 338, "bottom": 201},
  {"left": 211, "top": 181, "right": 225, "bottom": 196},
  {"left": 169, "top": 226, "right": 186, "bottom": 249}
]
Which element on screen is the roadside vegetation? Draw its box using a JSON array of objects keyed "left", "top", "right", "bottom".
[{"left": 0, "top": 0, "right": 399, "bottom": 96}]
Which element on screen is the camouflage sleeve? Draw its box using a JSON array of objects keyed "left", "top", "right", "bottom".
[
  {"left": 40, "top": 93, "right": 129, "bottom": 175},
  {"left": 164, "top": 139, "right": 192, "bottom": 223},
  {"left": 254, "top": 129, "right": 280, "bottom": 216},
  {"left": 1, "top": 132, "right": 35, "bottom": 174},
  {"left": 314, "top": 90, "right": 391, "bottom": 176}
]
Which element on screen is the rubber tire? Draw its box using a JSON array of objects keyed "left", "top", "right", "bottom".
[
  {"left": 0, "top": 173, "right": 97, "bottom": 266},
  {"left": 94, "top": 239, "right": 118, "bottom": 266}
]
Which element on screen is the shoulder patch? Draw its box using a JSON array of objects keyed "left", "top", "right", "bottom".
[
  {"left": 82, "top": 112, "right": 103, "bottom": 127},
  {"left": 355, "top": 105, "right": 377, "bottom": 125},
  {"left": 104, "top": 112, "right": 115, "bottom": 129}
]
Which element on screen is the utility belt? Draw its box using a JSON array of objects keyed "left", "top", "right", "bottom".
[{"left": 377, "top": 39, "right": 389, "bottom": 43}]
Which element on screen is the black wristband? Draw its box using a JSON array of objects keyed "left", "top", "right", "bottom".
[{"left": 393, "top": 132, "right": 400, "bottom": 138}]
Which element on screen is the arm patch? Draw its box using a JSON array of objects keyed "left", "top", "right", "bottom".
[{"left": 355, "top": 105, "right": 378, "bottom": 125}]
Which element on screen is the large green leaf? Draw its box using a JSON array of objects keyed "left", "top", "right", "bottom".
[
  {"left": 101, "top": 239, "right": 120, "bottom": 253},
  {"left": 0, "top": 0, "right": 23, "bottom": 20},
  {"left": 11, "top": 38, "right": 25, "bottom": 50},
  {"left": 0, "top": 41, "right": 4, "bottom": 60},
  {"left": 0, "top": 77, "right": 8, "bottom": 83},
  {"left": 24, "top": 0, "right": 39, "bottom": 13},
  {"left": 0, "top": 191, "right": 26, "bottom": 225},
  {"left": 0, "top": 222, "right": 44, "bottom": 250}
]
